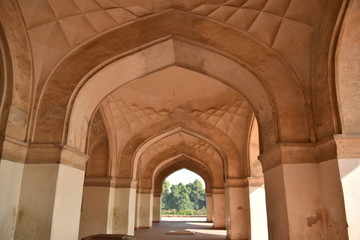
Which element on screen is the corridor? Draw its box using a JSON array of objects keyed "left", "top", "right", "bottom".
[
  {"left": 135, "top": 217, "right": 226, "bottom": 240},
  {"left": 1, "top": 0, "right": 359, "bottom": 239}
]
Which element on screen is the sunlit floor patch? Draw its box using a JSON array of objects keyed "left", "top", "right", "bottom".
[
  {"left": 135, "top": 217, "right": 226, "bottom": 240},
  {"left": 186, "top": 229, "right": 225, "bottom": 236},
  {"left": 166, "top": 230, "right": 195, "bottom": 235},
  {"left": 184, "top": 222, "right": 210, "bottom": 227}
]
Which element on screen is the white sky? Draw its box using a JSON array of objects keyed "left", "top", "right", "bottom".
[{"left": 165, "top": 169, "right": 205, "bottom": 187}]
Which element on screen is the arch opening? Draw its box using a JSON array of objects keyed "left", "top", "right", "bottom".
[{"left": 161, "top": 169, "right": 207, "bottom": 217}]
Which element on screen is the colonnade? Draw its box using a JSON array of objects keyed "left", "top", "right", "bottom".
[
  {"left": 78, "top": 175, "right": 268, "bottom": 240},
  {"left": 0, "top": 1, "right": 359, "bottom": 238},
  {"left": 1, "top": 136, "right": 360, "bottom": 239}
]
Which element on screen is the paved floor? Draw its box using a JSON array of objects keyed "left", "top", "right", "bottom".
[{"left": 135, "top": 217, "right": 226, "bottom": 240}]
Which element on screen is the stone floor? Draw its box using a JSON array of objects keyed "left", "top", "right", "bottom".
[{"left": 135, "top": 217, "right": 226, "bottom": 240}]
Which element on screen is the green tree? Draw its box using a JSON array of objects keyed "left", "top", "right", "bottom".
[
  {"left": 162, "top": 180, "right": 171, "bottom": 209},
  {"left": 161, "top": 178, "right": 207, "bottom": 215},
  {"left": 167, "top": 183, "right": 193, "bottom": 211},
  {"left": 187, "top": 179, "right": 206, "bottom": 210}
]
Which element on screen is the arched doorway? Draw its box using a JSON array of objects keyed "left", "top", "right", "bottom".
[{"left": 159, "top": 169, "right": 207, "bottom": 218}]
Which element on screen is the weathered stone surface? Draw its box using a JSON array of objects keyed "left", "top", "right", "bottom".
[{"left": 0, "top": 0, "right": 358, "bottom": 239}]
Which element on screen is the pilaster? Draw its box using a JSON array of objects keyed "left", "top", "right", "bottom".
[
  {"left": 212, "top": 188, "right": 226, "bottom": 229},
  {"left": 79, "top": 177, "right": 111, "bottom": 239},
  {"left": 206, "top": 192, "right": 213, "bottom": 222},
  {"left": 136, "top": 188, "right": 153, "bottom": 229},
  {"left": 152, "top": 192, "right": 161, "bottom": 223},
  {"left": 13, "top": 145, "right": 88, "bottom": 240},
  {"left": 107, "top": 178, "right": 137, "bottom": 236},
  {"left": 225, "top": 178, "right": 250, "bottom": 240},
  {"left": 259, "top": 142, "right": 348, "bottom": 240}
]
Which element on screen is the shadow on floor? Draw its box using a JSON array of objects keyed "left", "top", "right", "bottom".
[{"left": 135, "top": 217, "right": 226, "bottom": 240}]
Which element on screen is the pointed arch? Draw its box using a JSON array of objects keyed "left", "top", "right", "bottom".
[
  {"left": 151, "top": 154, "right": 215, "bottom": 194},
  {"left": 31, "top": 11, "right": 310, "bottom": 157}
]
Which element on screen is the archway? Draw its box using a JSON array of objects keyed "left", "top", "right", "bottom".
[
  {"left": 0, "top": 2, "right": 352, "bottom": 239},
  {"left": 160, "top": 168, "right": 207, "bottom": 217}
]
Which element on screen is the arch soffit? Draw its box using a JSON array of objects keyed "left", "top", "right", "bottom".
[
  {"left": 0, "top": 2, "right": 32, "bottom": 143},
  {"left": 32, "top": 12, "right": 310, "bottom": 150},
  {"left": 0, "top": 23, "right": 12, "bottom": 158}
]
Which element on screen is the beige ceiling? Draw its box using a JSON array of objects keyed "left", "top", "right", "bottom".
[
  {"left": 0, "top": 0, "right": 344, "bottom": 180},
  {"left": 95, "top": 65, "right": 253, "bottom": 179}
]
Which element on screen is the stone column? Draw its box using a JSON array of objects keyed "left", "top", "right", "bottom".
[
  {"left": 152, "top": 192, "right": 161, "bottom": 223},
  {"left": 248, "top": 177, "right": 268, "bottom": 240},
  {"left": 107, "top": 179, "right": 137, "bottom": 235},
  {"left": 11, "top": 145, "right": 88, "bottom": 240},
  {"left": 136, "top": 188, "right": 153, "bottom": 229},
  {"left": 212, "top": 188, "right": 226, "bottom": 229},
  {"left": 0, "top": 139, "right": 26, "bottom": 240},
  {"left": 79, "top": 177, "right": 111, "bottom": 239},
  {"left": 206, "top": 192, "right": 213, "bottom": 222},
  {"left": 334, "top": 135, "right": 360, "bottom": 239},
  {"left": 225, "top": 178, "right": 250, "bottom": 240},
  {"left": 259, "top": 143, "right": 348, "bottom": 240}
]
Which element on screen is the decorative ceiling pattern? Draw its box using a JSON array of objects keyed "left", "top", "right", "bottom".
[
  {"left": 17, "top": 0, "right": 325, "bottom": 102},
  {"left": 101, "top": 98, "right": 251, "bottom": 167},
  {"left": 191, "top": 100, "right": 251, "bottom": 135},
  {"left": 107, "top": 96, "right": 169, "bottom": 134},
  {"left": 191, "top": 0, "right": 320, "bottom": 47},
  {"left": 140, "top": 132, "right": 222, "bottom": 163},
  {"left": 88, "top": 110, "right": 107, "bottom": 149},
  {"left": 105, "top": 97, "right": 250, "bottom": 140}
]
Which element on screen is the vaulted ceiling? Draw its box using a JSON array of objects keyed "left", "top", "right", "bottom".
[{"left": 0, "top": 0, "right": 344, "bottom": 182}]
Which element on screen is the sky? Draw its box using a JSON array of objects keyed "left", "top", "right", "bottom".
[{"left": 165, "top": 169, "right": 205, "bottom": 187}]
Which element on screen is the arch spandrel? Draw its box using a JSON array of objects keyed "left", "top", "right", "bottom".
[{"left": 32, "top": 12, "right": 311, "bottom": 153}]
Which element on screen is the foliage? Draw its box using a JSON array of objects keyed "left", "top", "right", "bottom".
[
  {"left": 161, "top": 208, "right": 206, "bottom": 216},
  {"left": 161, "top": 179, "right": 206, "bottom": 215}
]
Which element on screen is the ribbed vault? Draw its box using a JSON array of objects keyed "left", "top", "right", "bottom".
[{"left": 0, "top": 0, "right": 344, "bottom": 159}]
